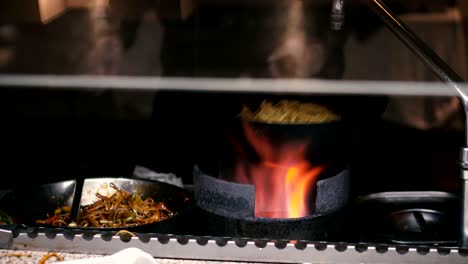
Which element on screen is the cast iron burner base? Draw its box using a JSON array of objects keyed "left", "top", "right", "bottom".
[{"left": 191, "top": 205, "right": 350, "bottom": 241}]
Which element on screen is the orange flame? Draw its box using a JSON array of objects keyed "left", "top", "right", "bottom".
[{"left": 233, "top": 121, "right": 324, "bottom": 218}]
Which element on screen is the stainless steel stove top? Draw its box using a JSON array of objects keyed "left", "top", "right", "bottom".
[{"left": 0, "top": 190, "right": 465, "bottom": 263}]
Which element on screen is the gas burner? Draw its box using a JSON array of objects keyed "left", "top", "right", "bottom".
[
  {"left": 192, "top": 166, "right": 350, "bottom": 241},
  {"left": 352, "top": 191, "right": 460, "bottom": 246}
]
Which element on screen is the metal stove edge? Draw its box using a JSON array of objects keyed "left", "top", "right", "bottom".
[{"left": 1, "top": 226, "right": 467, "bottom": 264}]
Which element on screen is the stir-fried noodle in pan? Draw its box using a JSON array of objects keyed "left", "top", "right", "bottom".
[{"left": 36, "top": 183, "right": 174, "bottom": 228}]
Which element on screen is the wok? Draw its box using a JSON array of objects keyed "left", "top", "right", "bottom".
[
  {"left": 0, "top": 177, "right": 192, "bottom": 232},
  {"left": 217, "top": 115, "right": 349, "bottom": 184}
]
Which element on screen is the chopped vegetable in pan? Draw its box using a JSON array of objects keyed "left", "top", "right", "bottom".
[{"left": 0, "top": 210, "right": 12, "bottom": 225}]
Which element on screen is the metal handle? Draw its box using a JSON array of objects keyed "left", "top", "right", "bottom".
[
  {"left": 367, "top": 0, "right": 468, "bottom": 112},
  {"left": 462, "top": 175, "right": 468, "bottom": 247},
  {"left": 330, "top": 0, "right": 345, "bottom": 30},
  {"left": 461, "top": 149, "right": 468, "bottom": 247}
]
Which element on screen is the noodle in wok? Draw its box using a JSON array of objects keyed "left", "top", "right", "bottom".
[
  {"left": 241, "top": 100, "right": 340, "bottom": 124},
  {"left": 36, "top": 183, "right": 174, "bottom": 228}
]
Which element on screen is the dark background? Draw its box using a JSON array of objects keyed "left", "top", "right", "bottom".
[{"left": 0, "top": 0, "right": 465, "bottom": 197}]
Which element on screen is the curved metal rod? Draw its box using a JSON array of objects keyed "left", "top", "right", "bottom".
[{"left": 368, "top": 0, "right": 467, "bottom": 103}]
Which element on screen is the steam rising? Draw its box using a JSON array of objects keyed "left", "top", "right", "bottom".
[
  {"left": 87, "top": 0, "right": 122, "bottom": 75},
  {"left": 269, "top": 0, "right": 324, "bottom": 78}
]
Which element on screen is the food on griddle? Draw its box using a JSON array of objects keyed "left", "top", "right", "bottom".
[
  {"left": 36, "top": 183, "right": 174, "bottom": 228},
  {"left": 3, "top": 252, "right": 32, "bottom": 258},
  {"left": 241, "top": 100, "right": 340, "bottom": 124},
  {"left": 115, "top": 229, "right": 137, "bottom": 237},
  {"left": 38, "top": 252, "right": 64, "bottom": 264},
  {"left": 35, "top": 206, "right": 72, "bottom": 227}
]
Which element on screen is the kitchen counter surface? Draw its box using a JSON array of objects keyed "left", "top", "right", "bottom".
[{"left": 0, "top": 249, "right": 255, "bottom": 264}]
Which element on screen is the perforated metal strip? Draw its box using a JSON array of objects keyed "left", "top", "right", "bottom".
[{"left": 1, "top": 227, "right": 467, "bottom": 264}]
